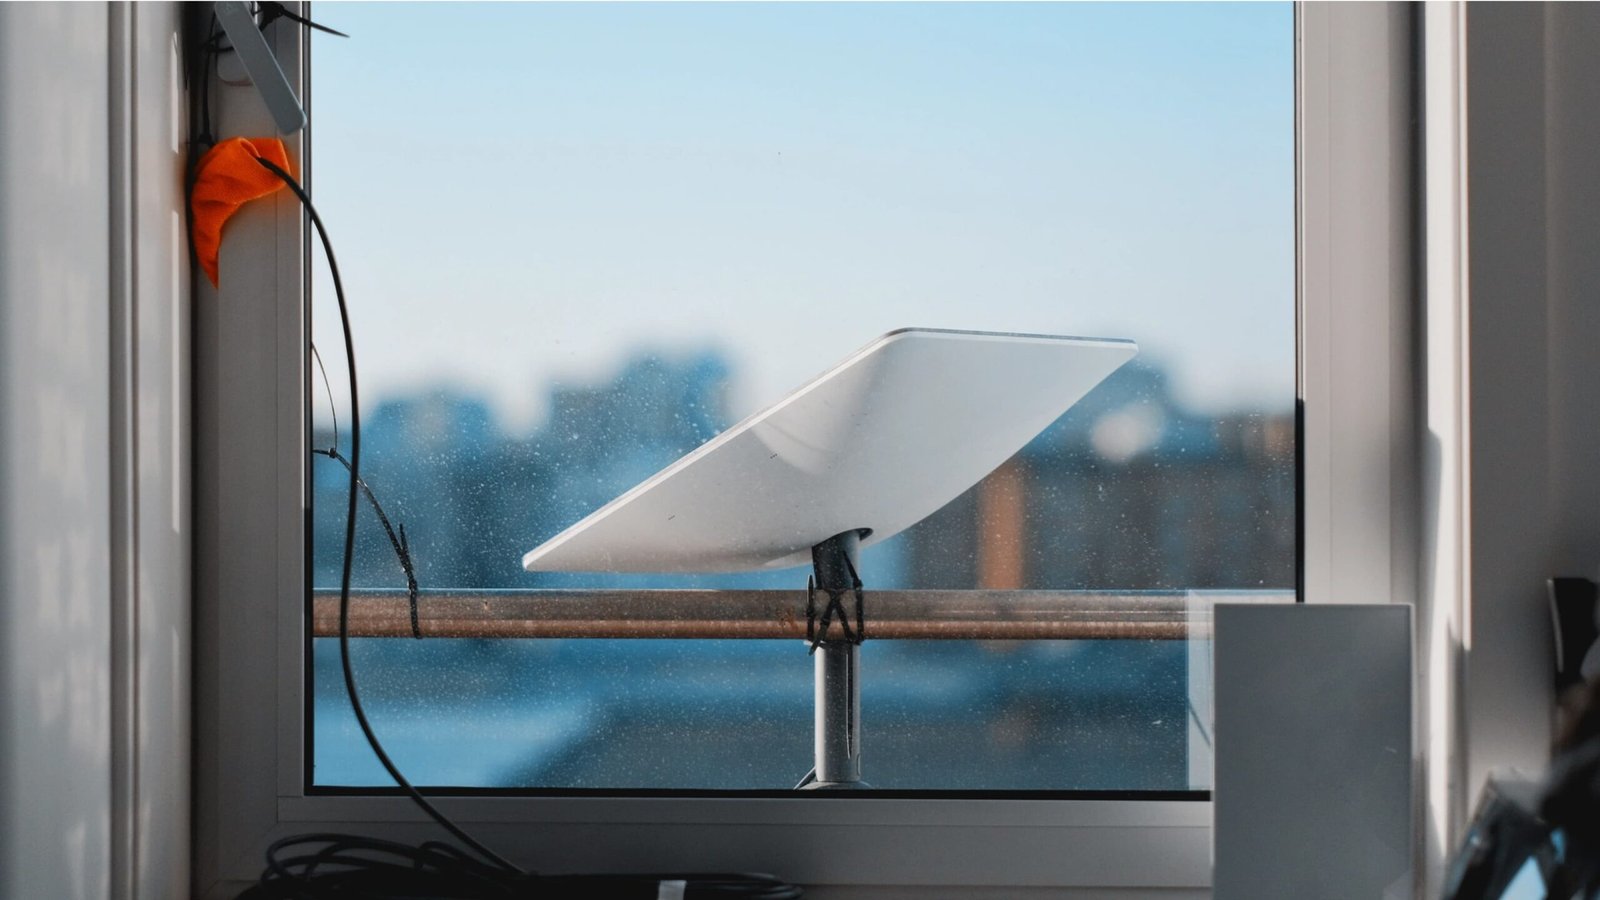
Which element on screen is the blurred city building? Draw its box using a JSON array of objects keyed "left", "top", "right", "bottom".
[
  {"left": 310, "top": 349, "right": 1294, "bottom": 791},
  {"left": 314, "top": 349, "right": 1294, "bottom": 594}
]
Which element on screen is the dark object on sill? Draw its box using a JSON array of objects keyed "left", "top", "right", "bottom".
[
  {"left": 1547, "top": 675, "right": 1600, "bottom": 865},
  {"left": 1443, "top": 678, "right": 1600, "bottom": 900},
  {"left": 1549, "top": 577, "right": 1599, "bottom": 694},
  {"left": 1441, "top": 775, "right": 1556, "bottom": 900},
  {"left": 1543, "top": 735, "right": 1600, "bottom": 900}
]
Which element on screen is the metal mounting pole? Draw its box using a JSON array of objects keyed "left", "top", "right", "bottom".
[{"left": 801, "top": 529, "right": 869, "bottom": 790}]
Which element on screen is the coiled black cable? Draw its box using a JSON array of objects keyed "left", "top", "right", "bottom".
[{"left": 251, "top": 831, "right": 801, "bottom": 900}]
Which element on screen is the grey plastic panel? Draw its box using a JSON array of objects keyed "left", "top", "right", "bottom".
[{"left": 1214, "top": 604, "right": 1413, "bottom": 899}]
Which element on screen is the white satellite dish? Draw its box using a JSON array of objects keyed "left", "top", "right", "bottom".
[{"left": 523, "top": 328, "right": 1136, "bottom": 574}]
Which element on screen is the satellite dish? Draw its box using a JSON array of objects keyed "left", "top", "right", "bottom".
[
  {"left": 523, "top": 327, "right": 1137, "bottom": 574},
  {"left": 521, "top": 327, "right": 1136, "bottom": 789}
]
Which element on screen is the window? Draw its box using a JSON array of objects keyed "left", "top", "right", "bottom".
[
  {"left": 308, "top": 0, "right": 1293, "bottom": 795},
  {"left": 196, "top": 3, "right": 1414, "bottom": 890}
]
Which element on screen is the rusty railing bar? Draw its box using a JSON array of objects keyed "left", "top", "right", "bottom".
[{"left": 310, "top": 589, "right": 1293, "bottom": 640}]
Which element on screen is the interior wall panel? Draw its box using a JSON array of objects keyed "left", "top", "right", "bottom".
[
  {"left": 0, "top": 5, "right": 115, "bottom": 899},
  {"left": 0, "top": 4, "right": 191, "bottom": 898},
  {"left": 130, "top": 4, "right": 193, "bottom": 897},
  {"left": 1457, "top": 1, "right": 1600, "bottom": 804}
]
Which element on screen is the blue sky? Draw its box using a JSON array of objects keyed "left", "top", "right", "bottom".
[{"left": 308, "top": 2, "right": 1293, "bottom": 432}]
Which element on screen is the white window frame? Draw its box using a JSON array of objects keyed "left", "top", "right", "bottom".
[{"left": 192, "top": 5, "right": 1418, "bottom": 897}]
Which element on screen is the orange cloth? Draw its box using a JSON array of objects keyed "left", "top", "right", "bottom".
[{"left": 190, "top": 137, "right": 293, "bottom": 287}]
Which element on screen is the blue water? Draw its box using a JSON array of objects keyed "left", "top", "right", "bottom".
[{"left": 312, "top": 637, "right": 1201, "bottom": 792}]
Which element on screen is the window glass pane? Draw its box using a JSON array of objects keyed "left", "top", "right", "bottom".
[{"left": 309, "top": 1, "right": 1294, "bottom": 792}]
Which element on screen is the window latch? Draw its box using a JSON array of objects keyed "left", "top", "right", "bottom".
[{"left": 213, "top": 1, "right": 310, "bottom": 134}]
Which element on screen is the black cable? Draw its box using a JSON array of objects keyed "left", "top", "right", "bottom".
[
  {"left": 255, "top": 156, "right": 521, "bottom": 874},
  {"left": 1186, "top": 697, "right": 1213, "bottom": 750},
  {"left": 200, "top": 13, "right": 221, "bottom": 147},
  {"left": 182, "top": 11, "right": 221, "bottom": 276},
  {"left": 257, "top": 1, "right": 351, "bottom": 38},
  {"left": 309, "top": 345, "right": 419, "bottom": 636},
  {"left": 251, "top": 156, "right": 803, "bottom": 900},
  {"left": 310, "top": 342, "right": 338, "bottom": 452},
  {"left": 843, "top": 553, "right": 865, "bottom": 642},
  {"left": 250, "top": 832, "right": 802, "bottom": 899},
  {"left": 186, "top": 12, "right": 796, "bottom": 898}
]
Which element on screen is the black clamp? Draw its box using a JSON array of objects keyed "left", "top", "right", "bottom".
[{"left": 806, "top": 555, "right": 865, "bottom": 654}]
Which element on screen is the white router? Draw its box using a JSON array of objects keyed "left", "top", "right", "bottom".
[{"left": 521, "top": 327, "right": 1137, "bottom": 789}]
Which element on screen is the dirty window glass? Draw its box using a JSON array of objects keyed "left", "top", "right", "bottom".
[{"left": 308, "top": 1, "right": 1294, "bottom": 792}]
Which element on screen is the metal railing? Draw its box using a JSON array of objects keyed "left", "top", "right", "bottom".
[{"left": 310, "top": 588, "right": 1295, "bottom": 641}]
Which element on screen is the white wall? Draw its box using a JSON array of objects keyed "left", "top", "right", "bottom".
[
  {"left": 0, "top": 4, "right": 190, "bottom": 898},
  {"left": 1541, "top": 5, "right": 1600, "bottom": 584},
  {"left": 121, "top": 5, "right": 194, "bottom": 897},
  {"left": 0, "top": 6, "right": 114, "bottom": 897},
  {"left": 1461, "top": 2, "right": 1600, "bottom": 797}
]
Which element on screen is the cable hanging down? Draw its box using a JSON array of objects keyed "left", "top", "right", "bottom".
[
  {"left": 246, "top": 157, "right": 802, "bottom": 900},
  {"left": 312, "top": 445, "right": 422, "bottom": 639},
  {"left": 255, "top": 154, "right": 521, "bottom": 875},
  {"left": 310, "top": 342, "right": 422, "bottom": 636}
]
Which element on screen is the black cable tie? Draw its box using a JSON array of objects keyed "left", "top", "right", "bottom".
[
  {"left": 805, "top": 576, "right": 817, "bottom": 652},
  {"left": 806, "top": 579, "right": 863, "bottom": 652},
  {"left": 313, "top": 447, "right": 423, "bottom": 639},
  {"left": 845, "top": 553, "right": 866, "bottom": 642},
  {"left": 256, "top": 1, "right": 350, "bottom": 38},
  {"left": 310, "top": 342, "right": 339, "bottom": 453},
  {"left": 831, "top": 589, "right": 855, "bottom": 643},
  {"left": 398, "top": 523, "right": 421, "bottom": 640}
]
